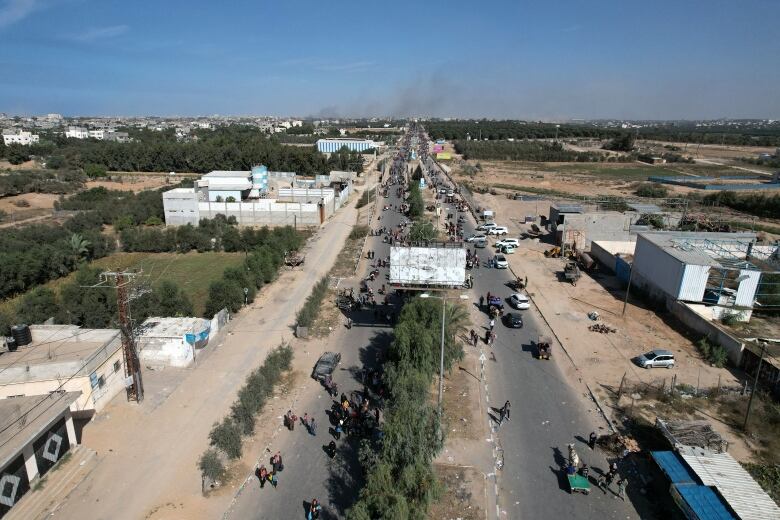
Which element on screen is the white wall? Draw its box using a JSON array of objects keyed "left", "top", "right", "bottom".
[
  {"left": 633, "top": 235, "right": 685, "bottom": 298},
  {"left": 735, "top": 269, "right": 761, "bottom": 307},
  {"left": 679, "top": 264, "right": 710, "bottom": 301}
]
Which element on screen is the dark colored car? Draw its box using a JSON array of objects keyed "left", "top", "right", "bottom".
[
  {"left": 487, "top": 296, "right": 504, "bottom": 309},
  {"left": 504, "top": 313, "right": 523, "bottom": 328},
  {"left": 312, "top": 352, "right": 342, "bottom": 381}
]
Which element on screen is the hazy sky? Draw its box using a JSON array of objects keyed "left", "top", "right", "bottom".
[{"left": 1, "top": 0, "right": 778, "bottom": 119}]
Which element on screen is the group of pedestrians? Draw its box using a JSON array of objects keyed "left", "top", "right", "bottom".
[{"left": 255, "top": 451, "right": 284, "bottom": 490}]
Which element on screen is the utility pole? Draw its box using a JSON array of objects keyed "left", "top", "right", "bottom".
[
  {"left": 622, "top": 265, "right": 634, "bottom": 316},
  {"left": 93, "top": 271, "right": 146, "bottom": 402},
  {"left": 743, "top": 342, "right": 766, "bottom": 432}
]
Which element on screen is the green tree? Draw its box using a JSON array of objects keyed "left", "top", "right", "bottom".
[
  {"left": 198, "top": 448, "right": 225, "bottom": 483},
  {"left": 83, "top": 163, "right": 108, "bottom": 178},
  {"left": 409, "top": 221, "right": 437, "bottom": 242},
  {"left": 58, "top": 267, "right": 117, "bottom": 328},
  {"left": 6, "top": 144, "right": 30, "bottom": 165},
  {"left": 204, "top": 278, "right": 244, "bottom": 317},
  {"left": 16, "top": 287, "right": 59, "bottom": 324},
  {"left": 68, "top": 233, "right": 91, "bottom": 263},
  {"left": 155, "top": 280, "right": 194, "bottom": 317},
  {"left": 208, "top": 418, "right": 243, "bottom": 460},
  {"left": 407, "top": 183, "right": 424, "bottom": 219}
]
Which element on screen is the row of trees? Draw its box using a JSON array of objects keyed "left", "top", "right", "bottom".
[
  {"left": 454, "top": 140, "right": 627, "bottom": 162},
  {"left": 203, "top": 225, "right": 304, "bottom": 317},
  {"left": 407, "top": 182, "right": 424, "bottom": 218},
  {"left": 0, "top": 270, "right": 192, "bottom": 336},
  {"left": 55, "top": 186, "right": 166, "bottom": 227},
  {"left": 0, "top": 169, "right": 86, "bottom": 197},
  {"left": 424, "top": 120, "right": 780, "bottom": 147},
  {"left": 703, "top": 191, "right": 780, "bottom": 219},
  {"left": 348, "top": 297, "right": 467, "bottom": 519},
  {"left": 2, "top": 125, "right": 364, "bottom": 175}
]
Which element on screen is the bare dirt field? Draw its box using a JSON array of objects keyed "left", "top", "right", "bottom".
[
  {"left": 0, "top": 192, "right": 59, "bottom": 213},
  {"left": 86, "top": 175, "right": 173, "bottom": 192},
  {"left": 639, "top": 140, "right": 777, "bottom": 163}
]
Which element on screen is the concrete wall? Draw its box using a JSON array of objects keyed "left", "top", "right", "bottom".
[
  {"left": 668, "top": 301, "right": 746, "bottom": 365},
  {"left": 552, "top": 212, "right": 639, "bottom": 250},
  {"left": 590, "top": 240, "right": 636, "bottom": 272},
  {"left": 139, "top": 336, "right": 193, "bottom": 368},
  {"left": 0, "top": 348, "right": 125, "bottom": 414}
]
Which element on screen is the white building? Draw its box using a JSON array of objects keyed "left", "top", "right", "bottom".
[
  {"left": 163, "top": 166, "right": 352, "bottom": 227},
  {"left": 2, "top": 130, "right": 39, "bottom": 146},
  {"left": 137, "top": 317, "right": 211, "bottom": 367},
  {"left": 316, "top": 138, "right": 381, "bottom": 153},
  {"left": 65, "top": 126, "right": 89, "bottom": 139},
  {"left": 88, "top": 129, "right": 105, "bottom": 140},
  {"left": 0, "top": 325, "right": 125, "bottom": 415}
]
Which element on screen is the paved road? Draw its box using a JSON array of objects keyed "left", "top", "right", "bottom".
[
  {"left": 226, "top": 147, "right": 409, "bottom": 519},
  {"left": 424, "top": 149, "right": 640, "bottom": 519}
]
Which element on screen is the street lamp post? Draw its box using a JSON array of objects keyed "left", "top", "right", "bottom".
[{"left": 420, "top": 292, "right": 470, "bottom": 417}]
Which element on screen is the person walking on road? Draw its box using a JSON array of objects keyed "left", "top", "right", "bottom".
[
  {"left": 502, "top": 401, "right": 511, "bottom": 422},
  {"left": 489, "top": 318, "right": 495, "bottom": 331},
  {"left": 479, "top": 295, "right": 484, "bottom": 309},
  {"left": 589, "top": 431, "right": 598, "bottom": 450},
  {"left": 309, "top": 417, "right": 317, "bottom": 436},
  {"left": 308, "top": 498, "right": 322, "bottom": 519},
  {"left": 302, "top": 413, "right": 309, "bottom": 430},
  {"left": 617, "top": 478, "right": 627, "bottom": 501}
]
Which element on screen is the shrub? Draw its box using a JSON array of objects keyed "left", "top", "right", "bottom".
[
  {"left": 696, "top": 337, "right": 728, "bottom": 368},
  {"left": 349, "top": 225, "right": 369, "bottom": 241},
  {"left": 635, "top": 183, "right": 669, "bottom": 198},
  {"left": 198, "top": 448, "right": 225, "bottom": 482},
  {"left": 296, "top": 277, "right": 330, "bottom": 328},
  {"left": 356, "top": 190, "right": 371, "bottom": 209},
  {"left": 209, "top": 418, "right": 243, "bottom": 460}
]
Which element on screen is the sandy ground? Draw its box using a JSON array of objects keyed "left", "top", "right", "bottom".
[
  {"left": 86, "top": 175, "right": 172, "bottom": 192},
  {"left": 640, "top": 140, "right": 777, "bottom": 162},
  {"left": 0, "top": 192, "right": 59, "bottom": 213}
]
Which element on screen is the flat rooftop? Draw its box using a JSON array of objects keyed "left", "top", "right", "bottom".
[
  {"left": 138, "top": 317, "right": 209, "bottom": 338},
  {"left": 202, "top": 170, "right": 250, "bottom": 178},
  {"left": 0, "top": 325, "right": 121, "bottom": 385},
  {"left": 0, "top": 391, "right": 81, "bottom": 470}
]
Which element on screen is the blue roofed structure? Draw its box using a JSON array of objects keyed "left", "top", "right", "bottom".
[
  {"left": 651, "top": 451, "right": 697, "bottom": 484},
  {"left": 671, "top": 484, "right": 736, "bottom": 520}
]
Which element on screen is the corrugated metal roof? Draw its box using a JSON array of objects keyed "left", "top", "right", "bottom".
[
  {"left": 679, "top": 447, "right": 780, "bottom": 520},
  {"left": 652, "top": 451, "right": 698, "bottom": 484},
  {"left": 673, "top": 484, "right": 737, "bottom": 520}
]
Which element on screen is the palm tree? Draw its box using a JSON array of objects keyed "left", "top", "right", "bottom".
[{"left": 69, "top": 233, "right": 91, "bottom": 263}]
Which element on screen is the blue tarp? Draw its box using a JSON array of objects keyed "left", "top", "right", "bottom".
[
  {"left": 651, "top": 451, "right": 697, "bottom": 484},
  {"left": 672, "top": 484, "right": 736, "bottom": 520}
]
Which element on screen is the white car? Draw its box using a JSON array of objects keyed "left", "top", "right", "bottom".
[
  {"left": 466, "top": 234, "right": 487, "bottom": 242},
  {"left": 499, "top": 244, "right": 516, "bottom": 254},
  {"left": 477, "top": 222, "right": 497, "bottom": 231},
  {"left": 487, "top": 226, "right": 508, "bottom": 236},
  {"left": 493, "top": 254, "right": 508, "bottom": 269},
  {"left": 509, "top": 293, "right": 530, "bottom": 310},
  {"left": 495, "top": 238, "right": 520, "bottom": 248}
]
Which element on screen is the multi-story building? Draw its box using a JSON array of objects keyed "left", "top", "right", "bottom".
[
  {"left": 2, "top": 130, "right": 39, "bottom": 146},
  {"left": 65, "top": 126, "right": 89, "bottom": 139}
]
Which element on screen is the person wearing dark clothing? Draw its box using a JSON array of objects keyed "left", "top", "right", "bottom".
[{"left": 589, "top": 431, "right": 598, "bottom": 450}]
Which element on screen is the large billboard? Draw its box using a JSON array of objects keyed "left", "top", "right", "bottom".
[{"left": 389, "top": 246, "right": 466, "bottom": 287}]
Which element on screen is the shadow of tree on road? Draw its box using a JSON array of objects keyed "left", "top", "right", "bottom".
[{"left": 324, "top": 436, "right": 364, "bottom": 517}]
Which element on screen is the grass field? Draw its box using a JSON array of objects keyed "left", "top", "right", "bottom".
[{"left": 1, "top": 252, "right": 245, "bottom": 318}]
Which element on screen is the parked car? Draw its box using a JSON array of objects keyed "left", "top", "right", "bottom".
[
  {"left": 488, "top": 226, "right": 509, "bottom": 236},
  {"left": 494, "top": 254, "right": 508, "bottom": 269},
  {"left": 495, "top": 238, "right": 520, "bottom": 248},
  {"left": 509, "top": 293, "right": 530, "bottom": 310},
  {"left": 503, "top": 312, "right": 523, "bottom": 328},
  {"left": 499, "top": 244, "right": 516, "bottom": 254},
  {"left": 466, "top": 233, "right": 487, "bottom": 242},
  {"left": 635, "top": 349, "right": 675, "bottom": 369},
  {"left": 487, "top": 296, "right": 504, "bottom": 309},
  {"left": 473, "top": 238, "right": 487, "bottom": 248},
  {"left": 312, "top": 352, "right": 342, "bottom": 380},
  {"left": 477, "top": 222, "right": 497, "bottom": 231}
]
